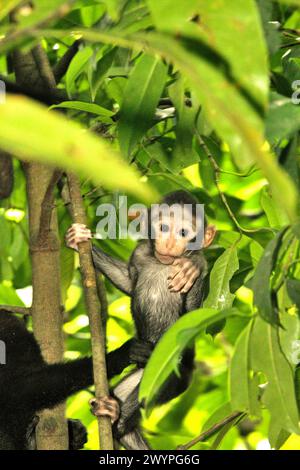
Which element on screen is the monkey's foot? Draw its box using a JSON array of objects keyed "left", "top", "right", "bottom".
[
  {"left": 168, "top": 257, "right": 200, "bottom": 293},
  {"left": 65, "top": 223, "right": 92, "bottom": 251},
  {"left": 89, "top": 396, "right": 120, "bottom": 424}
]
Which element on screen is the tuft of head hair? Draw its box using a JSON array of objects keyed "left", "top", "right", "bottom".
[
  {"left": 161, "top": 190, "right": 198, "bottom": 207},
  {"left": 160, "top": 190, "right": 208, "bottom": 228}
]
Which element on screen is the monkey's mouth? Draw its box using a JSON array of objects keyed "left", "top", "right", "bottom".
[{"left": 154, "top": 250, "right": 176, "bottom": 265}]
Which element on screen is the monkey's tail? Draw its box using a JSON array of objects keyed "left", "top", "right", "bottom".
[{"left": 120, "top": 429, "right": 150, "bottom": 450}]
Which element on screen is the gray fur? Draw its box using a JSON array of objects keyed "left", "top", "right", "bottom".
[{"left": 92, "top": 239, "right": 207, "bottom": 449}]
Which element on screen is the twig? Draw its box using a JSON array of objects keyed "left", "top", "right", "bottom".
[
  {"left": 0, "top": 305, "right": 31, "bottom": 315},
  {"left": 0, "top": 74, "right": 68, "bottom": 104},
  {"left": 67, "top": 173, "right": 113, "bottom": 450},
  {"left": 32, "top": 44, "right": 57, "bottom": 89},
  {"left": 177, "top": 411, "right": 246, "bottom": 450},
  {"left": 53, "top": 40, "right": 81, "bottom": 83},
  {"left": 197, "top": 133, "right": 275, "bottom": 235}
]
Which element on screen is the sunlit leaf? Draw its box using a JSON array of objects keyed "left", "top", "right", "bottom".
[
  {"left": 118, "top": 54, "right": 168, "bottom": 156},
  {"left": 139, "top": 307, "right": 240, "bottom": 409},
  {"left": 251, "top": 316, "right": 300, "bottom": 435},
  {"left": 204, "top": 245, "right": 239, "bottom": 310},
  {"left": 251, "top": 228, "right": 288, "bottom": 325},
  {"left": 0, "top": 96, "right": 156, "bottom": 202}
]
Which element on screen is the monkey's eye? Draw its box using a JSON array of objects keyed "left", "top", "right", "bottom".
[
  {"left": 179, "top": 228, "right": 189, "bottom": 237},
  {"left": 160, "top": 224, "right": 169, "bottom": 233}
]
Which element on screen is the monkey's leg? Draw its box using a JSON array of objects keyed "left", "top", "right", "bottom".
[{"left": 113, "top": 369, "right": 150, "bottom": 450}]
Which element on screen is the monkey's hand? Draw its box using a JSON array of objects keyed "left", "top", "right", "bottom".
[
  {"left": 168, "top": 257, "right": 200, "bottom": 294},
  {"left": 129, "top": 339, "right": 154, "bottom": 366},
  {"left": 65, "top": 223, "right": 92, "bottom": 251},
  {"left": 89, "top": 396, "right": 120, "bottom": 424}
]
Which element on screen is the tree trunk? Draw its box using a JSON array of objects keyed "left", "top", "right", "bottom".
[{"left": 25, "top": 163, "right": 68, "bottom": 450}]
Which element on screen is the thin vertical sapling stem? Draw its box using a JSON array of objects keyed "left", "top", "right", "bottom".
[{"left": 67, "top": 173, "right": 114, "bottom": 450}]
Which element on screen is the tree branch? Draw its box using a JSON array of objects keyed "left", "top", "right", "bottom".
[
  {"left": 53, "top": 40, "right": 81, "bottom": 83},
  {"left": 0, "top": 305, "right": 31, "bottom": 316},
  {"left": 32, "top": 44, "right": 57, "bottom": 89},
  {"left": 67, "top": 173, "right": 113, "bottom": 450},
  {"left": 177, "top": 411, "right": 246, "bottom": 450},
  {"left": 0, "top": 74, "right": 67, "bottom": 104}
]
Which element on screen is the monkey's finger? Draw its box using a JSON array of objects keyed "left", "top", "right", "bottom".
[
  {"left": 67, "top": 227, "right": 92, "bottom": 239},
  {"left": 169, "top": 263, "right": 192, "bottom": 285},
  {"left": 169, "top": 273, "right": 187, "bottom": 292},
  {"left": 168, "top": 262, "right": 190, "bottom": 281},
  {"left": 180, "top": 269, "right": 199, "bottom": 293},
  {"left": 91, "top": 404, "right": 120, "bottom": 423}
]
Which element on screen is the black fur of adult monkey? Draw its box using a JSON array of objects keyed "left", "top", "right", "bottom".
[
  {"left": 0, "top": 311, "right": 150, "bottom": 450},
  {"left": 66, "top": 190, "right": 216, "bottom": 449}
]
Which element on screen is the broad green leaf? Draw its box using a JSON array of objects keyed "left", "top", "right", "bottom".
[
  {"left": 261, "top": 185, "right": 290, "bottom": 228},
  {"left": 147, "top": 0, "right": 268, "bottom": 106},
  {"left": 4, "top": 26, "right": 298, "bottom": 221},
  {"left": 51, "top": 101, "right": 114, "bottom": 117},
  {"left": 88, "top": 47, "right": 117, "bottom": 101},
  {"left": 230, "top": 320, "right": 260, "bottom": 416},
  {"left": 286, "top": 279, "right": 300, "bottom": 309},
  {"left": 169, "top": 77, "right": 199, "bottom": 170},
  {"left": 251, "top": 316, "right": 300, "bottom": 434},
  {"left": 266, "top": 93, "right": 300, "bottom": 143},
  {"left": 251, "top": 229, "right": 288, "bottom": 325},
  {"left": 0, "top": 0, "right": 23, "bottom": 21},
  {"left": 268, "top": 420, "right": 290, "bottom": 450},
  {"left": 118, "top": 54, "right": 168, "bottom": 156},
  {"left": 0, "top": 283, "right": 25, "bottom": 306},
  {"left": 139, "top": 307, "right": 239, "bottom": 409},
  {"left": 66, "top": 46, "right": 93, "bottom": 97},
  {"left": 0, "top": 96, "right": 156, "bottom": 202},
  {"left": 204, "top": 246, "right": 239, "bottom": 310},
  {"left": 273, "top": 0, "right": 300, "bottom": 4},
  {"left": 217, "top": 231, "right": 263, "bottom": 267}
]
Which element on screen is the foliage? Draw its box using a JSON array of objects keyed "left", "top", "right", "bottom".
[{"left": 1, "top": 0, "right": 300, "bottom": 450}]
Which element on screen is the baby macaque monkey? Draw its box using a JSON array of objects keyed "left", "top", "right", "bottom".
[{"left": 66, "top": 190, "right": 216, "bottom": 449}]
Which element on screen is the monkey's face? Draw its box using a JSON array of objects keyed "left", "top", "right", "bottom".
[{"left": 152, "top": 209, "right": 198, "bottom": 265}]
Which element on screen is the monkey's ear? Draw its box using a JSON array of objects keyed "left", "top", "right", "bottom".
[{"left": 203, "top": 225, "right": 216, "bottom": 248}]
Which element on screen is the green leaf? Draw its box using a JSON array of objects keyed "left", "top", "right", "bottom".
[
  {"left": 286, "top": 279, "right": 300, "bottom": 309},
  {"left": 139, "top": 307, "right": 240, "bottom": 409},
  {"left": 118, "top": 54, "right": 168, "bottom": 156},
  {"left": 230, "top": 320, "right": 260, "bottom": 416},
  {"left": 0, "top": 96, "right": 156, "bottom": 203},
  {"left": 0, "top": 283, "right": 25, "bottom": 306},
  {"left": 251, "top": 229, "right": 288, "bottom": 325},
  {"left": 169, "top": 77, "right": 199, "bottom": 170},
  {"left": 51, "top": 101, "right": 114, "bottom": 117},
  {"left": 88, "top": 47, "right": 117, "bottom": 101},
  {"left": 204, "top": 246, "right": 239, "bottom": 310},
  {"left": 266, "top": 93, "right": 300, "bottom": 143},
  {"left": 66, "top": 46, "right": 94, "bottom": 97},
  {"left": 251, "top": 316, "right": 300, "bottom": 435},
  {"left": 0, "top": 0, "right": 23, "bottom": 21},
  {"left": 268, "top": 420, "right": 290, "bottom": 450},
  {"left": 261, "top": 185, "right": 290, "bottom": 228},
  {"left": 6, "top": 24, "right": 298, "bottom": 221},
  {"left": 147, "top": 0, "right": 268, "bottom": 103}
]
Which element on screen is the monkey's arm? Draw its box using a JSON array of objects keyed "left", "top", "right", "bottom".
[
  {"left": 106, "top": 339, "right": 152, "bottom": 377},
  {"left": 185, "top": 268, "right": 207, "bottom": 312},
  {"left": 92, "top": 246, "right": 132, "bottom": 296}
]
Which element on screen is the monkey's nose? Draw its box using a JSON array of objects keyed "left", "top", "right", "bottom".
[{"left": 166, "top": 236, "right": 175, "bottom": 250}]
